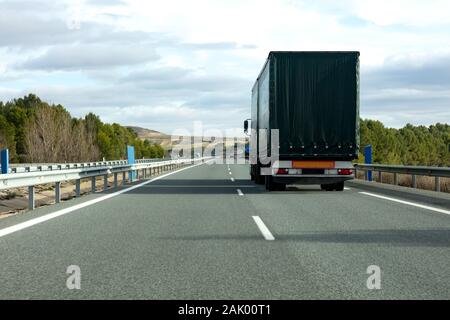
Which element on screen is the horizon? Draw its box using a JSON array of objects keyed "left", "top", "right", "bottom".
[{"left": 2, "top": 93, "right": 449, "bottom": 137}]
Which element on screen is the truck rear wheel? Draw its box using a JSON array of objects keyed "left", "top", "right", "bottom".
[
  {"left": 254, "top": 165, "right": 265, "bottom": 185},
  {"left": 321, "top": 182, "right": 344, "bottom": 191},
  {"left": 265, "top": 176, "right": 286, "bottom": 191},
  {"left": 334, "top": 182, "right": 344, "bottom": 191},
  {"left": 321, "top": 184, "right": 332, "bottom": 191},
  {"left": 276, "top": 183, "right": 286, "bottom": 191},
  {"left": 255, "top": 173, "right": 264, "bottom": 184},
  {"left": 265, "top": 176, "right": 276, "bottom": 191}
]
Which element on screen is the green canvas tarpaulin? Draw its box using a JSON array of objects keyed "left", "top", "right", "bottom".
[{"left": 252, "top": 51, "right": 360, "bottom": 160}]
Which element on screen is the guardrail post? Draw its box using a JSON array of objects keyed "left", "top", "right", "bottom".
[
  {"left": 103, "top": 175, "right": 108, "bottom": 191},
  {"left": 114, "top": 173, "right": 118, "bottom": 188},
  {"left": 122, "top": 172, "right": 126, "bottom": 186},
  {"left": 75, "top": 179, "right": 81, "bottom": 197},
  {"left": 28, "top": 186, "right": 35, "bottom": 210},
  {"left": 412, "top": 175, "right": 417, "bottom": 188},
  {"left": 435, "top": 176, "right": 441, "bottom": 192},
  {"left": 393, "top": 173, "right": 398, "bottom": 185},
  {"left": 1, "top": 149, "right": 9, "bottom": 174},
  {"left": 91, "top": 176, "right": 96, "bottom": 193},
  {"left": 55, "top": 181, "right": 61, "bottom": 203},
  {"left": 378, "top": 171, "right": 382, "bottom": 183}
]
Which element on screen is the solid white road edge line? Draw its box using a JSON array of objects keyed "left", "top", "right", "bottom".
[
  {"left": 359, "top": 191, "right": 450, "bottom": 215},
  {"left": 252, "top": 216, "right": 275, "bottom": 241},
  {"left": 0, "top": 160, "right": 211, "bottom": 238},
  {"left": 237, "top": 189, "right": 244, "bottom": 196}
]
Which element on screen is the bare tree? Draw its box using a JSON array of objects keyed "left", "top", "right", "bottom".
[
  {"left": 25, "top": 104, "right": 101, "bottom": 163},
  {"left": 25, "top": 105, "right": 71, "bottom": 163}
]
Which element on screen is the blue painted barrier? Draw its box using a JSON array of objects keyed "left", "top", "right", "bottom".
[
  {"left": 127, "top": 145, "right": 136, "bottom": 182},
  {"left": 364, "top": 145, "right": 372, "bottom": 181},
  {"left": 1, "top": 149, "right": 9, "bottom": 174}
]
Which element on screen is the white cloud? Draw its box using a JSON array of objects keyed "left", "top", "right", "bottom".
[
  {"left": 19, "top": 44, "right": 160, "bottom": 70},
  {"left": 352, "top": 0, "right": 450, "bottom": 27}
]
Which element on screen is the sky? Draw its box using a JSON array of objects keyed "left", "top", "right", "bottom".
[{"left": 0, "top": 0, "right": 449, "bottom": 134}]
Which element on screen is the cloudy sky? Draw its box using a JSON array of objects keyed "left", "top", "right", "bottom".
[{"left": 0, "top": 0, "right": 449, "bottom": 133}]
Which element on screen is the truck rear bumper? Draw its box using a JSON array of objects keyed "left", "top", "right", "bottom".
[{"left": 272, "top": 174, "right": 354, "bottom": 185}]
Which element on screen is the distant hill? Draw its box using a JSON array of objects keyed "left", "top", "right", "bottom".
[
  {"left": 127, "top": 126, "right": 172, "bottom": 148},
  {"left": 127, "top": 126, "right": 248, "bottom": 150}
]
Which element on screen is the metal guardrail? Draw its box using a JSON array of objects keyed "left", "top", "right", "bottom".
[
  {"left": 8, "top": 158, "right": 166, "bottom": 171},
  {"left": 354, "top": 164, "right": 450, "bottom": 192},
  {"left": 0, "top": 157, "right": 210, "bottom": 210}
]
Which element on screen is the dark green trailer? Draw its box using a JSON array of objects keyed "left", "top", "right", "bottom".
[{"left": 245, "top": 51, "right": 360, "bottom": 191}]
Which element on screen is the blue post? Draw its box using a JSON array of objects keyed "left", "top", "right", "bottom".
[
  {"left": 1, "top": 149, "right": 9, "bottom": 174},
  {"left": 127, "top": 145, "right": 136, "bottom": 182},
  {"left": 364, "top": 145, "right": 372, "bottom": 182}
]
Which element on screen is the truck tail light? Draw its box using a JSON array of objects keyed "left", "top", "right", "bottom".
[
  {"left": 338, "top": 169, "right": 353, "bottom": 175},
  {"left": 276, "top": 168, "right": 288, "bottom": 175}
]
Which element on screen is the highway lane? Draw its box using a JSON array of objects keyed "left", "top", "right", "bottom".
[{"left": 0, "top": 161, "right": 449, "bottom": 299}]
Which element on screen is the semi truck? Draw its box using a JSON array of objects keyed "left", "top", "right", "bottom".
[{"left": 244, "top": 51, "right": 360, "bottom": 191}]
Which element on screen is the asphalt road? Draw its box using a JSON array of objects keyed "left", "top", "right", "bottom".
[{"left": 0, "top": 161, "right": 449, "bottom": 299}]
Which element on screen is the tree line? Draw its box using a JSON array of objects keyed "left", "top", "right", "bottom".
[
  {"left": 358, "top": 119, "right": 449, "bottom": 166},
  {"left": 0, "top": 94, "right": 164, "bottom": 163},
  {"left": 0, "top": 94, "right": 448, "bottom": 165}
]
